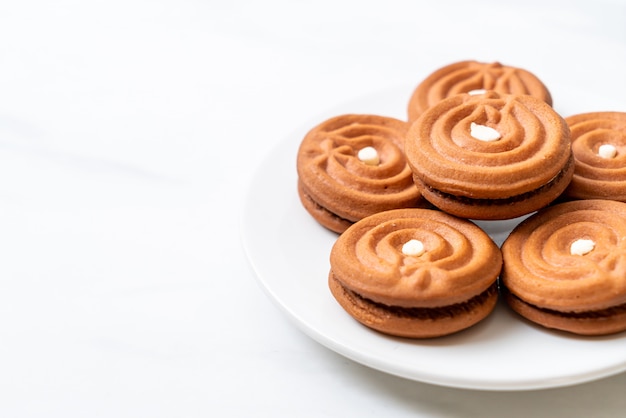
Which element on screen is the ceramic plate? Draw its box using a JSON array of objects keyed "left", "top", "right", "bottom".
[{"left": 240, "top": 86, "right": 626, "bottom": 390}]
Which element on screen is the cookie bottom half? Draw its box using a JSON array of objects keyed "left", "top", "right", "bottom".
[
  {"left": 297, "top": 180, "right": 354, "bottom": 234},
  {"left": 329, "top": 273, "right": 498, "bottom": 338},
  {"left": 503, "top": 290, "right": 626, "bottom": 336}
]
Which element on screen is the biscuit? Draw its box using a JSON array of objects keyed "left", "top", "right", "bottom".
[
  {"left": 297, "top": 114, "right": 424, "bottom": 233},
  {"left": 329, "top": 208, "right": 501, "bottom": 338},
  {"left": 404, "top": 91, "right": 574, "bottom": 220},
  {"left": 407, "top": 60, "right": 552, "bottom": 121},
  {"left": 501, "top": 199, "right": 626, "bottom": 335},
  {"left": 563, "top": 111, "right": 626, "bottom": 201}
]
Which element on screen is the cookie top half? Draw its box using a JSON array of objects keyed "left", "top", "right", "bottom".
[
  {"left": 330, "top": 208, "right": 501, "bottom": 308},
  {"left": 501, "top": 199, "right": 626, "bottom": 312},
  {"left": 407, "top": 60, "right": 552, "bottom": 121}
]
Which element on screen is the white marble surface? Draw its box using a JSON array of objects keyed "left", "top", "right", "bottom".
[{"left": 1, "top": 0, "right": 625, "bottom": 416}]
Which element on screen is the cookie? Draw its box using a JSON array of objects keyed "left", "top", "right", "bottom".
[
  {"left": 501, "top": 199, "right": 626, "bottom": 336},
  {"left": 404, "top": 91, "right": 574, "bottom": 220},
  {"left": 328, "top": 208, "right": 501, "bottom": 338},
  {"left": 297, "top": 114, "right": 424, "bottom": 233},
  {"left": 563, "top": 111, "right": 626, "bottom": 200},
  {"left": 407, "top": 60, "right": 552, "bottom": 121}
]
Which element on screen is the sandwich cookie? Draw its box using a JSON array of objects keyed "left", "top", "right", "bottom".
[
  {"left": 405, "top": 91, "right": 574, "bottom": 220},
  {"left": 407, "top": 60, "right": 552, "bottom": 121},
  {"left": 501, "top": 199, "right": 626, "bottom": 335},
  {"left": 563, "top": 111, "right": 626, "bottom": 201},
  {"left": 297, "top": 114, "right": 424, "bottom": 233},
  {"left": 329, "top": 208, "right": 502, "bottom": 338}
]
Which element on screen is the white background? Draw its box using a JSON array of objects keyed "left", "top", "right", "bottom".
[{"left": 1, "top": 0, "right": 625, "bottom": 416}]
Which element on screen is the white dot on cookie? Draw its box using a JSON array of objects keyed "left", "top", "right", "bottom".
[
  {"left": 598, "top": 144, "right": 617, "bottom": 159},
  {"left": 470, "top": 122, "right": 501, "bottom": 142},
  {"left": 357, "top": 146, "right": 380, "bottom": 166},
  {"left": 402, "top": 239, "right": 425, "bottom": 257},
  {"left": 570, "top": 239, "right": 595, "bottom": 256}
]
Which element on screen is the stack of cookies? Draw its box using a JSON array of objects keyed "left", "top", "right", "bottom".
[{"left": 296, "top": 60, "right": 626, "bottom": 338}]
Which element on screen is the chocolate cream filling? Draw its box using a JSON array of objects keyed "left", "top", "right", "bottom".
[
  {"left": 342, "top": 281, "right": 498, "bottom": 320},
  {"left": 505, "top": 289, "right": 626, "bottom": 319}
]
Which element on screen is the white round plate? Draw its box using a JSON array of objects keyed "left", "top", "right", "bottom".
[{"left": 240, "top": 86, "right": 626, "bottom": 391}]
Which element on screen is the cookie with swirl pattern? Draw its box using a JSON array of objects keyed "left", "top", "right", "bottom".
[
  {"left": 501, "top": 199, "right": 626, "bottom": 335},
  {"left": 297, "top": 114, "right": 424, "bottom": 233},
  {"left": 329, "top": 208, "right": 501, "bottom": 338},
  {"left": 405, "top": 91, "right": 574, "bottom": 220},
  {"left": 407, "top": 60, "right": 552, "bottom": 121},
  {"left": 563, "top": 111, "right": 626, "bottom": 200}
]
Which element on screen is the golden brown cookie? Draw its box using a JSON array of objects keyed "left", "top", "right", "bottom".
[
  {"left": 329, "top": 208, "right": 501, "bottom": 338},
  {"left": 563, "top": 111, "right": 626, "bottom": 201},
  {"left": 404, "top": 91, "right": 574, "bottom": 220},
  {"left": 501, "top": 199, "right": 626, "bottom": 336},
  {"left": 297, "top": 114, "right": 424, "bottom": 233},
  {"left": 407, "top": 60, "right": 552, "bottom": 121}
]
